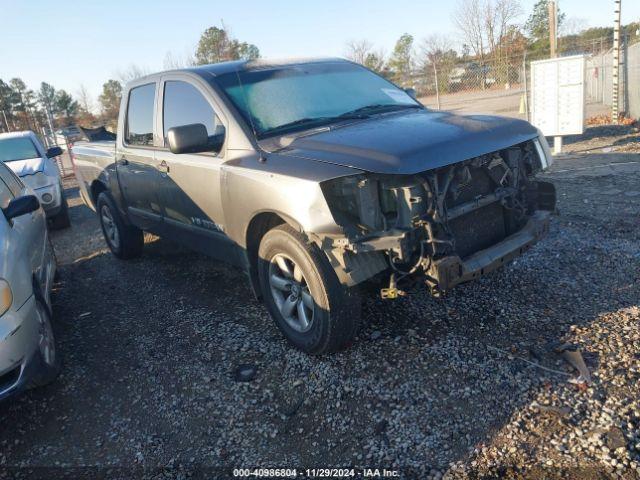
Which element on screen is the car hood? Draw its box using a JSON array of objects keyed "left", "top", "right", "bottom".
[
  {"left": 5, "top": 157, "right": 45, "bottom": 177},
  {"left": 276, "top": 110, "right": 539, "bottom": 175}
]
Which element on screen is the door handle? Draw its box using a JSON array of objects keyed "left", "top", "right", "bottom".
[{"left": 158, "top": 160, "right": 170, "bottom": 174}]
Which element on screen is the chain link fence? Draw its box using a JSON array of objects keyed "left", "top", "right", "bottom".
[
  {"left": 586, "top": 39, "right": 640, "bottom": 120},
  {"left": 628, "top": 42, "right": 640, "bottom": 120},
  {"left": 38, "top": 127, "right": 76, "bottom": 179},
  {"left": 402, "top": 57, "right": 528, "bottom": 119},
  {"left": 392, "top": 36, "right": 639, "bottom": 122}
]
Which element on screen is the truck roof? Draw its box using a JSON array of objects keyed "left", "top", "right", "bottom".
[
  {"left": 193, "top": 57, "right": 347, "bottom": 76},
  {"left": 0, "top": 130, "right": 37, "bottom": 140},
  {"left": 128, "top": 57, "right": 350, "bottom": 85}
]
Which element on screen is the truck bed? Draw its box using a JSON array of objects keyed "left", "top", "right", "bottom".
[{"left": 71, "top": 140, "right": 117, "bottom": 211}]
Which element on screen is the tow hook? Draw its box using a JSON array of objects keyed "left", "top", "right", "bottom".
[{"left": 380, "top": 273, "right": 406, "bottom": 299}]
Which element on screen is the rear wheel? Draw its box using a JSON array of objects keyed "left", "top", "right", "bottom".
[
  {"left": 49, "top": 193, "right": 71, "bottom": 230},
  {"left": 258, "top": 224, "right": 361, "bottom": 354},
  {"left": 97, "top": 192, "right": 143, "bottom": 259},
  {"left": 28, "top": 295, "right": 61, "bottom": 388}
]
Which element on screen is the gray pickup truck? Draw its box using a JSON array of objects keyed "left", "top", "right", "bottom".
[{"left": 73, "top": 58, "right": 556, "bottom": 354}]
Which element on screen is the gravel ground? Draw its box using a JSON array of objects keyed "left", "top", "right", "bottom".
[{"left": 0, "top": 126, "right": 639, "bottom": 479}]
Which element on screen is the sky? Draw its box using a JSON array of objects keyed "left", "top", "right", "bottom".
[{"left": 1, "top": 0, "right": 639, "bottom": 108}]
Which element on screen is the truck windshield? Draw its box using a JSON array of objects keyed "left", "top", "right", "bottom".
[
  {"left": 0, "top": 137, "right": 40, "bottom": 162},
  {"left": 216, "top": 62, "right": 421, "bottom": 139}
]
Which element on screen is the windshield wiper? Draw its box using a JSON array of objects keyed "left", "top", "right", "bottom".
[
  {"left": 259, "top": 104, "right": 422, "bottom": 138},
  {"left": 259, "top": 113, "right": 369, "bottom": 138},
  {"left": 338, "top": 103, "right": 423, "bottom": 117}
]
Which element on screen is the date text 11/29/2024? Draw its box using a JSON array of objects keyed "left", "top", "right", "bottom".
[{"left": 232, "top": 468, "right": 400, "bottom": 477}]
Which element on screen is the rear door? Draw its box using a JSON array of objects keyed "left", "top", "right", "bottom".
[
  {"left": 154, "top": 75, "right": 233, "bottom": 258},
  {"left": 116, "top": 81, "right": 164, "bottom": 230}
]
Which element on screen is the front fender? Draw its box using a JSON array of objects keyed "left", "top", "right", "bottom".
[{"left": 222, "top": 151, "right": 360, "bottom": 248}]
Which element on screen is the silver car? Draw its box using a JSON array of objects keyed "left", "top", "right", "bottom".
[
  {"left": 0, "top": 161, "right": 59, "bottom": 401},
  {"left": 0, "top": 131, "right": 71, "bottom": 229}
]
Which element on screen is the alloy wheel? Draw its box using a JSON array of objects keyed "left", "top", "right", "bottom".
[
  {"left": 35, "top": 302, "right": 56, "bottom": 367},
  {"left": 100, "top": 205, "right": 120, "bottom": 250},
  {"left": 268, "top": 254, "right": 315, "bottom": 332}
]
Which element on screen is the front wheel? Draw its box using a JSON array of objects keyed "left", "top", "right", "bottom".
[
  {"left": 28, "top": 295, "right": 61, "bottom": 388},
  {"left": 97, "top": 192, "right": 143, "bottom": 259},
  {"left": 258, "top": 224, "right": 361, "bottom": 354}
]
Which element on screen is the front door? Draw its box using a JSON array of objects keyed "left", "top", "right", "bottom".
[
  {"left": 116, "top": 82, "right": 164, "bottom": 230},
  {"left": 0, "top": 165, "right": 49, "bottom": 302},
  {"left": 154, "top": 77, "right": 233, "bottom": 259}
]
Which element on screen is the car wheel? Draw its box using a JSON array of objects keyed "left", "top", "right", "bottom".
[
  {"left": 258, "top": 224, "right": 361, "bottom": 354},
  {"left": 28, "top": 294, "right": 61, "bottom": 388},
  {"left": 97, "top": 192, "right": 143, "bottom": 259},
  {"left": 49, "top": 193, "right": 71, "bottom": 230}
]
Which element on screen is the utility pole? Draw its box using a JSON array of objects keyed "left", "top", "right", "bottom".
[
  {"left": 612, "top": 0, "right": 622, "bottom": 124},
  {"left": 44, "top": 105, "right": 56, "bottom": 146},
  {"left": 549, "top": 1, "right": 562, "bottom": 153},
  {"left": 548, "top": 1, "right": 558, "bottom": 58},
  {"left": 523, "top": 51, "right": 529, "bottom": 121},
  {"left": 432, "top": 62, "right": 441, "bottom": 110}
]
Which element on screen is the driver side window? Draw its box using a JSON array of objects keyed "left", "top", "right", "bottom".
[
  {"left": 0, "top": 177, "right": 14, "bottom": 210},
  {"left": 0, "top": 165, "right": 21, "bottom": 209},
  {"left": 162, "top": 81, "right": 222, "bottom": 147}
]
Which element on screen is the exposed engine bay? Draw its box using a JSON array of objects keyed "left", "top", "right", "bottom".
[{"left": 318, "top": 139, "right": 556, "bottom": 297}]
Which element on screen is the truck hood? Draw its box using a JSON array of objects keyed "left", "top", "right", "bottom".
[
  {"left": 5, "top": 157, "right": 45, "bottom": 177},
  {"left": 276, "top": 110, "right": 539, "bottom": 174}
]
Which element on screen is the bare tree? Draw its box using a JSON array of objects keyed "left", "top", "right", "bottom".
[
  {"left": 344, "top": 39, "right": 374, "bottom": 64},
  {"left": 344, "top": 39, "right": 387, "bottom": 74},
  {"left": 419, "top": 34, "right": 454, "bottom": 67},
  {"left": 453, "top": 0, "right": 486, "bottom": 60},
  {"left": 560, "top": 17, "right": 587, "bottom": 37},
  {"left": 453, "top": 0, "right": 522, "bottom": 61},
  {"left": 163, "top": 50, "right": 196, "bottom": 70},
  {"left": 485, "top": 0, "right": 522, "bottom": 61},
  {"left": 418, "top": 34, "right": 460, "bottom": 96},
  {"left": 117, "top": 64, "right": 152, "bottom": 85},
  {"left": 76, "top": 84, "right": 93, "bottom": 113}
]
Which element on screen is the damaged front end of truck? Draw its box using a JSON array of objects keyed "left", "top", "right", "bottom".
[{"left": 315, "top": 137, "right": 557, "bottom": 298}]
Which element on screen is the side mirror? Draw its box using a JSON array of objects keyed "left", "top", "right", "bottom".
[
  {"left": 46, "top": 146, "right": 64, "bottom": 158},
  {"left": 168, "top": 123, "right": 224, "bottom": 155},
  {"left": 3, "top": 195, "right": 40, "bottom": 221},
  {"left": 404, "top": 88, "right": 417, "bottom": 100}
]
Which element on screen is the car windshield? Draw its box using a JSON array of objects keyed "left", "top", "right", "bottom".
[
  {"left": 0, "top": 137, "right": 40, "bottom": 162},
  {"left": 216, "top": 62, "right": 421, "bottom": 138}
]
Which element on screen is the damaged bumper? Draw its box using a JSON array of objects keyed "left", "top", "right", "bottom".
[
  {"left": 316, "top": 136, "right": 556, "bottom": 297},
  {"left": 424, "top": 210, "right": 550, "bottom": 292}
]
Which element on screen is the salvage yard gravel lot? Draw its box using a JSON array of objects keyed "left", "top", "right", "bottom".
[{"left": 1, "top": 126, "right": 639, "bottom": 479}]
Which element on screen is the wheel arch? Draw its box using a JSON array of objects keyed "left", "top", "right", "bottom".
[
  {"left": 90, "top": 179, "right": 108, "bottom": 206},
  {"left": 245, "top": 211, "right": 302, "bottom": 300},
  {"left": 31, "top": 274, "right": 52, "bottom": 317}
]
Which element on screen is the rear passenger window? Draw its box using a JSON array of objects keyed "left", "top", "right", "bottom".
[
  {"left": 126, "top": 83, "right": 156, "bottom": 146},
  {"left": 163, "top": 81, "right": 221, "bottom": 144}
]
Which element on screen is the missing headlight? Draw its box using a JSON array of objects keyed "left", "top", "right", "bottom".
[{"left": 321, "top": 174, "right": 430, "bottom": 234}]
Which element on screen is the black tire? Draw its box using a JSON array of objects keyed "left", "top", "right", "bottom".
[
  {"left": 49, "top": 193, "right": 71, "bottom": 230},
  {"left": 258, "top": 224, "right": 361, "bottom": 354},
  {"left": 96, "top": 192, "right": 144, "bottom": 259},
  {"left": 28, "top": 293, "right": 61, "bottom": 388}
]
